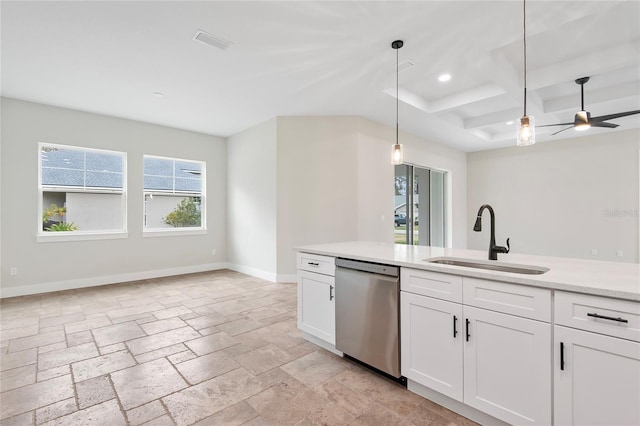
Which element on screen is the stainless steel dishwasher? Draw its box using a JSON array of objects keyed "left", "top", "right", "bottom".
[{"left": 335, "top": 258, "right": 401, "bottom": 379}]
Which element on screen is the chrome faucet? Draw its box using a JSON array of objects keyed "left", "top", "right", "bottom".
[{"left": 474, "top": 204, "right": 510, "bottom": 261}]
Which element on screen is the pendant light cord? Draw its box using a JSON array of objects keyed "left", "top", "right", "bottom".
[
  {"left": 396, "top": 44, "right": 399, "bottom": 144},
  {"left": 523, "top": 0, "right": 527, "bottom": 116}
]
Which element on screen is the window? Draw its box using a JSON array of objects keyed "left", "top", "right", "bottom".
[
  {"left": 394, "top": 164, "right": 447, "bottom": 247},
  {"left": 38, "top": 143, "right": 126, "bottom": 239},
  {"left": 143, "top": 155, "right": 205, "bottom": 233}
]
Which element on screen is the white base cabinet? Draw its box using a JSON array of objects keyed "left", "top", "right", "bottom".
[
  {"left": 296, "top": 253, "right": 336, "bottom": 347},
  {"left": 401, "top": 292, "right": 463, "bottom": 401},
  {"left": 554, "top": 326, "right": 640, "bottom": 426},
  {"left": 401, "top": 269, "right": 551, "bottom": 426},
  {"left": 464, "top": 306, "right": 551, "bottom": 425},
  {"left": 298, "top": 270, "right": 335, "bottom": 344},
  {"left": 554, "top": 290, "right": 640, "bottom": 426}
]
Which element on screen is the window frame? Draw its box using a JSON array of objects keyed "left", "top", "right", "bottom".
[
  {"left": 37, "top": 142, "right": 128, "bottom": 242},
  {"left": 142, "top": 154, "right": 206, "bottom": 236}
]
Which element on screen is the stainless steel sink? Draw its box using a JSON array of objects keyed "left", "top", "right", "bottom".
[{"left": 426, "top": 257, "right": 549, "bottom": 275}]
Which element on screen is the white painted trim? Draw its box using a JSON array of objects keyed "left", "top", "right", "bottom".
[
  {"left": 143, "top": 229, "right": 207, "bottom": 238},
  {"left": 37, "top": 231, "right": 129, "bottom": 243},
  {"left": 226, "top": 263, "right": 277, "bottom": 282},
  {"left": 407, "top": 380, "right": 509, "bottom": 426},
  {"left": 276, "top": 274, "right": 297, "bottom": 283},
  {"left": 0, "top": 263, "right": 228, "bottom": 298},
  {"left": 302, "top": 332, "right": 344, "bottom": 356}
]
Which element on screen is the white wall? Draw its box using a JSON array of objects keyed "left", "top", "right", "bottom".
[
  {"left": 227, "top": 118, "right": 278, "bottom": 280},
  {"left": 357, "top": 119, "right": 468, "bottom": 249},
  {"left": 275, "top": 116, "right": 468, "bottom": 277},
  {"left": 276, "top": 116, "right": 360, "bottom": 277},
  {"left": 467, "top": 129, "right": 640, "bottom": 263},
  {"left": 0, "top": 98, "right": 227, "bottom": 297}
]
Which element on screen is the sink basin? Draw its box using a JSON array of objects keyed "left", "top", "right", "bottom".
[{"left": 426, "top": 257, "right": 549, "bottom": 275}]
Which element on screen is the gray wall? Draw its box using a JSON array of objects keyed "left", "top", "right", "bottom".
[
  {"left": 0, "top": 98, "right": 227, "bottom": 296},
  {"left": 467, "top": 129, "right": 640, "bottom": 263},
  {"left": 227, "top": 118, "right": 278, "bottom": 280},
  {"left": 276, "top": 116, "right": 468, "bottom": 277}
]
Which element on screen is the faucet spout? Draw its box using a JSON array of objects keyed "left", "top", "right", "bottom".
[{"left": 474, "top": 204, "right": 509, "bottom": 261}]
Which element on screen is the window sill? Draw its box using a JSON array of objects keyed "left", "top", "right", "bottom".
[
  {"left": 37, "top": 231, "right": 128, "bottom": 243},
  {"left": 143, "top": 229, "right": 207, "bottom": 238}
]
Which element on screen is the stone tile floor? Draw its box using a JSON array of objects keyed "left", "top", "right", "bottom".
[{"left": 0, "top": 270, "right": 478, "bottom": 426}]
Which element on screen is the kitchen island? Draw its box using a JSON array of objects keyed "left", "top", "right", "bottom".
[
  {"left": 296, "top": 241, "right": 640, "bottom": 301},
  {"left": 295, "top": 241, "right": 640, "bottom": 426}
]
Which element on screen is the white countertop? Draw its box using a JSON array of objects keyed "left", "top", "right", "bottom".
[{"left": 296, "top": 241, "right": 640, "bottom": 302}]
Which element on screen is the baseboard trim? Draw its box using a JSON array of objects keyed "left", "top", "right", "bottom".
[
  {"left": 302, "top": 332, "right": 343, "bottom": 357},
  {"left": 276, "top": 274, "right": 297, "bottom": 283},
  {"left": 407, "top": 380, "right": 509, "bottom": 426},
  {"left": 226, "top": 263, "right": 277, "bottom": 283},
  {"left": 0, "top": 263, "right": 228, "bottom": 298}
]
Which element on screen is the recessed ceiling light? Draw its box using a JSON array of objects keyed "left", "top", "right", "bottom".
[
  {"left": 153, "top": 92, "right": 165, "bottom": 98},
  {"left": 506, "top": 121, "right": 514, "bottom": 125},
  {"left": 438, "top": 73, "right": 452, "bottom": 82}
]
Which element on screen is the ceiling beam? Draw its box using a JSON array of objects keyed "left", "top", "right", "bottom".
[
  {"left": 464, "top": 107, "right": 522, "bottom": 129},
  {"left": 528, "top": 42, "right": 639, "bottom": 91},
  {"left": 544, "top": 81, "right": 640, "bottom": 113}
]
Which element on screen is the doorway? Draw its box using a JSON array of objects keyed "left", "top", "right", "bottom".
[{"left": 394, "top": 164, "right": 446, "bottom": 247}]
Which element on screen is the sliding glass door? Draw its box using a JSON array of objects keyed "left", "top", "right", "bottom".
[{"left": 394, "top": 164, "right": 446, "bottom": 247}]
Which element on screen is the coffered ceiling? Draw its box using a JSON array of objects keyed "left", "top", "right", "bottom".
[{"left": 1, "top": 1, "right": 639, "bottom": 151}]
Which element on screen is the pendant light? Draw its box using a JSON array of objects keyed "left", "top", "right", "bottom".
[
  {"left": 517, "top": 0, "right": 535, "bottom": 146},
  {"left": 391, "top": 40, "right": 404, "bottom": 164}
]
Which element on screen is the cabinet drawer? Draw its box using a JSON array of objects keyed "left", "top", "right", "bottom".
[
  {"left": 463, "top": 278, "right": 551, "bottom": 322},
  {"left": 555, "top": 291, "right": 640, "bottom": 342},
  {"left": 297, "top": 252, "right": 335, "bottom": 276},
  {"left": 400, "top": 268, "right": 462, "bottom": 303}
]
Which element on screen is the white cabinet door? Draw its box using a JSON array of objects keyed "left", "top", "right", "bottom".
[
  {"left": 401, "top": 292, "right": 464, "bottom": 401},
  {"left": 463, "top": 305, "right": 551, "bottom": 425},
  {"left": 297, "top": 270, "right": 335, "bottom": 344},
  {"left": 554, "top": 325, "right": 640, "bottom": 426}
]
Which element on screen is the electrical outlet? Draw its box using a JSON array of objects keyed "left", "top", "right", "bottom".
[
  {"left": 591, "top": 249, "right": 597, "bottom": 256},
  {"left": 211, "top": 249, "right": 216, "bottom": 256},
  {"left": 617, "top": 250, "right": 623, "bottom": 257},
  {"left": 9, "top": 267, "right": 18, "bottom": 276}
]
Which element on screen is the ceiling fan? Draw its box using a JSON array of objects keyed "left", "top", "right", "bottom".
[{"left": 538, "top": 76, "right": 640, "bottom": 136}]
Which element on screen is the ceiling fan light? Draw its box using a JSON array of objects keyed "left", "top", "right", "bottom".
[
  {"left": 517, "top": 115, "right": 535, "bottom": 146},
  {"left": 391, "top": 143, "right": 404, "bottom": 165},
  {"left": 575, "top": 110, "right": 591, "bottom": 131}
]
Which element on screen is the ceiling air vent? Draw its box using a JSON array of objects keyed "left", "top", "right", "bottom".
[
  {"left": 192, "top": 30, "right": 233, "bottom": 50},
  {"left": 398, "top": 60, "right": 414, "bottom": 73}
]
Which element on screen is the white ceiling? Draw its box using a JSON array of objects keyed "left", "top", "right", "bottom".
[{"left": 2, "top": 1, "right": 639, "bottom": 152}]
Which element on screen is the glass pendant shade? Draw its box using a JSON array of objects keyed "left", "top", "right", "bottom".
[
  {"left": 391, "top": 143, "right": 403, "bottom": 165},
  {"left": 517, "top": 115, "right": 535, "bottom": 146}
]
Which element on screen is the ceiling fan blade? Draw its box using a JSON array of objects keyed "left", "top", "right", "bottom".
[
  {"left": 590, "top": 110, "right": 640, "bottom": 123},
  {"left": 551, "top": 126, "right": 574, "bottom": 136},
  {"left": 537, "top": 122, "right": 574, "bottom": 128},
  {"left": 591, "top": 121, "right": 619, "bottom": 129}
]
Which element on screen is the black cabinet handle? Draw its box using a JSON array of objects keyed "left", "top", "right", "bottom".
[
  {"left": 453, "top": 315, "right": 458, "bottom": 338},
  {"left": 560, "top": 342, "right": 565, "bottom": 371},
  {"left": 465, "top": 318, "right": 470, "bottom": 342},
  {"left": 308, "top": 262, "right": 319, "bottom": 267},
  {"left": 329, "top": 285, "right": 334, "bottom": 301},
  {"left": 587, "top": 312, "right": 628, "bottom": 323}
]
